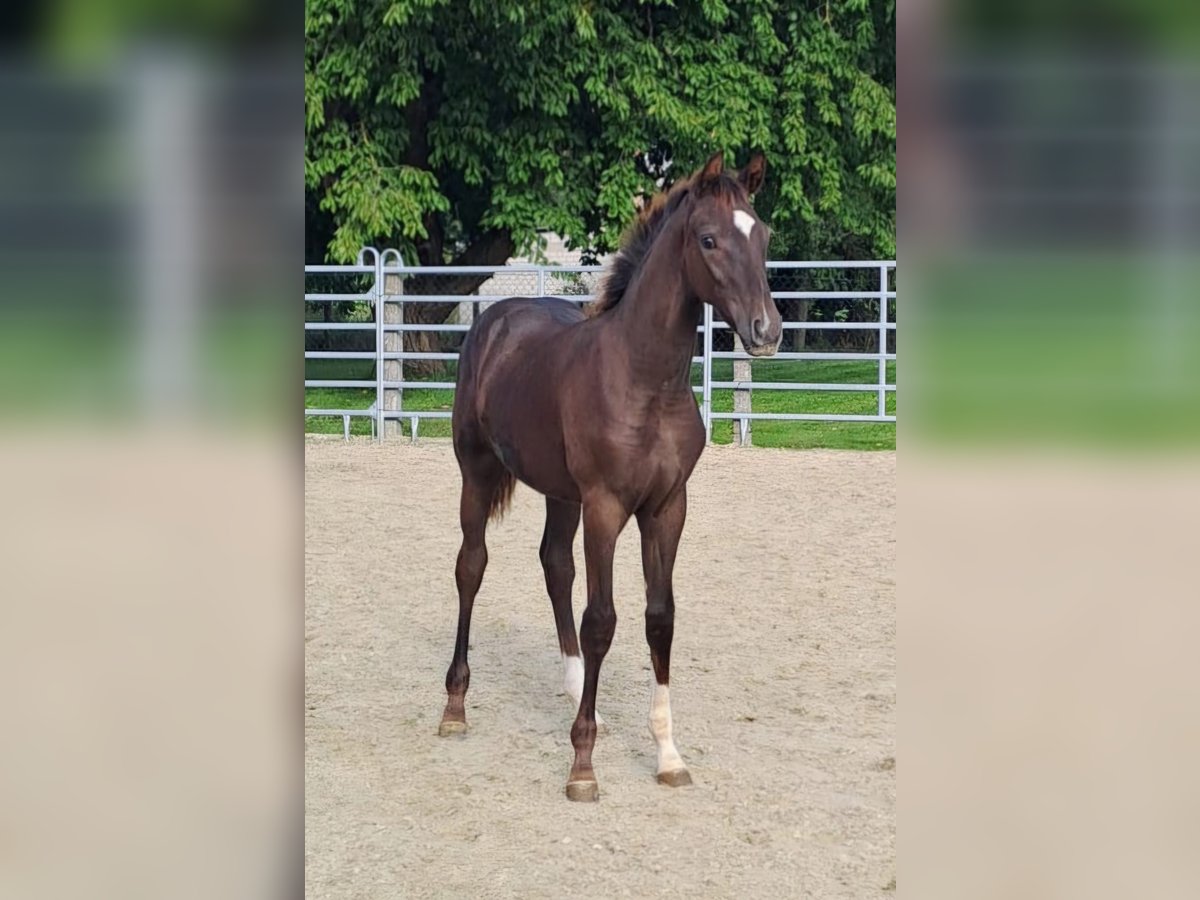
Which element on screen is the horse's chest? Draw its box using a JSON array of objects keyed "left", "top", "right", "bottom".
[{"left": 638, "top": 416, "right": 703, "bottom": 488}]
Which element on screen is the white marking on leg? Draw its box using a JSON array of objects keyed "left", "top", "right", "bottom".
[
  {"left": 648, "top": 675, "right": 686, "bottom": 776},
  {"left": 733, "top": 209, "right": 755, "bottom": 239},
  {"left": 563, "top": 654, "right": 584, "bottom": 703},
  {"left": 562, "top": 653, "right": 603, "bottom": 726}
]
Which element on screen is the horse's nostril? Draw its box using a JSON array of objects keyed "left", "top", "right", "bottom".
[{"left": 751, "top": 318, "right": 768, "bottom": 343}]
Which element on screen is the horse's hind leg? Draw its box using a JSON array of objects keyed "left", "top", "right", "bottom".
[
  {"left": 539, "top": 498, "right": 604, "bottom": 727},
  {"left": 438, "top": 450, "right": 505, "bottom": 737}
]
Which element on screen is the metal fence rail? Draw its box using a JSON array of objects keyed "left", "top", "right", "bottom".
[{"left": 305, "top": 247, "right": 896, "bottom": 443}]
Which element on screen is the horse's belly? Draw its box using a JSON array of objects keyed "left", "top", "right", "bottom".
[
  {"left": 483, "top": 402, "right": 579, "bottom": 503},
  {"left": 493, "top": 439, "right": 579, "bottom": 502},
  {"left": 513, "top": 461, "right": 581, "bottom": 504}
]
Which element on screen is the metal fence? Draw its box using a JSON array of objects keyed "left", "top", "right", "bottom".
[{"left": 305, "top": 247, "right": 896, "bottom": 443}]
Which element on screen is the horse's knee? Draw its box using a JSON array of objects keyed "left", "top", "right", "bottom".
[
  {"left": 645, "top": 607, "right": 674, "bottom": 645},
  {"left": 580, "top": 603, "right": 616, "bottom": 651},
  {"left": 645, "top": 587, "right": 674, "bottom": 634}
]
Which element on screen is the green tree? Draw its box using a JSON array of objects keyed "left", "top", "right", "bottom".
[{"left": 305, "top": 0, "right": 894, "bottom": 268}]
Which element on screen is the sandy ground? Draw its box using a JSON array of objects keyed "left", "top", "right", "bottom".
[{"left": 306, "top": 438, "right": 895, "bottom": 898}]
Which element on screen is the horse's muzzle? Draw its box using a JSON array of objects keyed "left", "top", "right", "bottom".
[{"left": 744, "top": 339, "right": 780, "bottom": 357}]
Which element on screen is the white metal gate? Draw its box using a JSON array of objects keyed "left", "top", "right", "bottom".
[{"left": 304, "top": 248, "right": 895, "bottom": 442}]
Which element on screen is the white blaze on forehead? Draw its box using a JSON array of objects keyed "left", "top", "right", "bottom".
[{"left": 733, "top": 209, "right": 755, "bottom": 238}]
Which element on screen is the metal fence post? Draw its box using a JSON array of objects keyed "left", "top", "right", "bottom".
[
  {"left": 135, "top": 56, "right": 200, "bottom": 420},
  {"left": 731, "top": 333, "right": 752, "bottom": 447},
  {"left": 878, "top": 263, "right": 889, "bottom": 419},
  {"left": 702, "top": 303, "right": 714, "bottom": 442},
  {"left": 369, "top": 249, "right": 385, "bottom": 440},
  {"left": 383, "top": 262, "right": 405, "bottom": 439},
  {"left": 536, "top": 266, "right": 546, "bottom": 298}
]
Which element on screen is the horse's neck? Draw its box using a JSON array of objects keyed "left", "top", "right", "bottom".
[{"left": 610, "top": 217, "right": 701, "bottom": 389}]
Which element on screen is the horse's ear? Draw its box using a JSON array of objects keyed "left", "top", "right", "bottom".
[
  {"left": 738, "top": 152, "right": 766, "bottom": 196},
  {"left": 699, "top": 151, "right": 724, "bottom": 183}
]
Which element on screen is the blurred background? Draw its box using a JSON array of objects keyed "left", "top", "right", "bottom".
[
  {"left": 0, "top": 2, "right": 294, "bottom": 427},
  {"left": 901, "top": 2, "right": 1200, "bottom": 898},
  {"left": 902, "top": 0, "right": 1200, "bottom": 449},
  {"left": 0, "top": 2, "right": 297, "bottom": 899},
  {"left": 2, "top": 0, "right": 1199, "bottom": 896}
]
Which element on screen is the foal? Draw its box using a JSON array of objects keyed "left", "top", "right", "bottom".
[{"left": 438, "top": 151, "right": 781, "bottom": 801}]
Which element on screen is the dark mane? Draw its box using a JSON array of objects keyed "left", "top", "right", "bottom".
[{"left": 591, "top": 171, "right": 745, "bottom": 315}]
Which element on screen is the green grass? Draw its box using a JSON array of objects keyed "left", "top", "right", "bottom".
[
  {"left": 305, "top": 357, "right": 896, "bottom": 449},
  {"left": 0, "top": 312, "right": 290, "bottom": 423},
  {"left": 917, "top": 254, "right": 1200, "bottom": 449},
  {"left": 705, "top": 359, "right": 896, "bottom": 449}
]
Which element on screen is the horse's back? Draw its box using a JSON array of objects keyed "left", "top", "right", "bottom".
[
  {"left": 474, "top": 296, "right": 586, "bottom": 333},
  {"left": 456, "top": 297, "right": 585, "bottom": 396}
]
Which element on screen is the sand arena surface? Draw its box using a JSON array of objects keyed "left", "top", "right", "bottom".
[{"left": 306, "top": 438, "right": 895, "bottom": 898}]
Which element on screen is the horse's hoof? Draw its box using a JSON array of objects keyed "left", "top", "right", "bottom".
[
  {"left": 437, "top": 719, "right": 468, "bottom": 737},
  {"left": 656, "top": 768, "right": 693, "bottom": 787},
  {"left": 565, "top": 780, "right": 599, "bottom": 802}
]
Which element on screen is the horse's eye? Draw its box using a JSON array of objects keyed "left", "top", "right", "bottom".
[{"left": 700, "top": 235, "right": 717, "bottom": 250}]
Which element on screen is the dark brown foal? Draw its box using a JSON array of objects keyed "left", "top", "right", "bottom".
[{"left": 437, "top": 151, "right": 781, "bottom": 801}]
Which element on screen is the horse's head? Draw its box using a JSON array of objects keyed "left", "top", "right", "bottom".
[{"left": 682, "top": 152, "right": 781, "bottom": 357}]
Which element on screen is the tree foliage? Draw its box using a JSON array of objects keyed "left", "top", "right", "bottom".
[{"left": 305, "top": 0, "right": 895, "bottom": 266}]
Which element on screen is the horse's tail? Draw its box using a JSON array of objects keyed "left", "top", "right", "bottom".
[{"left": 488, "top": 469, "right": 517, "bottom": 523}]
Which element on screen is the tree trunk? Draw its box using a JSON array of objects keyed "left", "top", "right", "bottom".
[
  {"left": 399, "top": 228, "right": 516, "bottom": 375},
  {"left": 794, "top": 299, "right": 810, "bottom": 351},
  {"left": 392, "top": 79, "right": 516, "bottom": 373}
]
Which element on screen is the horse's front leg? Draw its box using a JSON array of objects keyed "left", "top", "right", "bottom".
[
  {"left": 638, "top": 487, "right": 692, "bottom": 787},
  {"left": 566, "top": 492, "right": 628, "bottom": 802}
]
